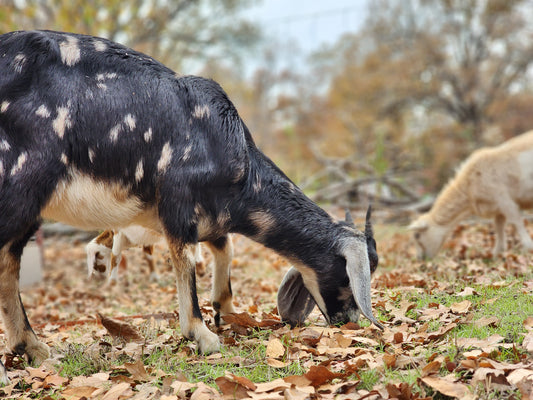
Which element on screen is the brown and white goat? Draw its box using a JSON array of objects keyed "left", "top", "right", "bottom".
[
  {"left": 410, "top": 130, "right": 533, "bottom": 259},
  {"left": 86, "top": 226, "right": 207, "bottom": 282},
  {"left": 0, "top": 30, "right": 381, "bottom": 383}
]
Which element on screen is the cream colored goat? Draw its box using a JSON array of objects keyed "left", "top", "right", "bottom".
[{"left": 410, "top": 130, "right": 533, "bottom": 259}]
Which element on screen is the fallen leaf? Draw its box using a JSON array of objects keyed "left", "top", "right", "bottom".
[
  {"left": 101, "top": 382, "right": 133, "bottom": 400},
  {"left": 60, "top": 386, "right": 98, "bottom": 400},
  {"left": 303, "top": 365, "right": 346, "bottom": 387},
  {"left": 393, "top": 331, "right": 404, "bottom": 344},
  {"left": 254, "top": 378, "right": 291, "bottom": 393},
  {"left": 190, "top": 382, "right": 222, "bottom": 400},
  {"left": 421, "top": 360, "right": 441, "bottom": 377},
  {"left": 386, "top": 382, "right": 413, "bottom": 400},
  {"left": 97, "top": 313, "right": 143, "bottom": 342},
  {"left": 457, "top": 287, "right": 477, "bottom": 296},
  {"left": 267, "top": 358, "right": 290, "bottom": 368},
  {"left": 420, "top": 376, "right": 472, "bottom": 399},
  {"left": 124, "top": 359, "right": 150, "bottom": 381},
  {"left": 523, "top": 332, "right": 533, "bottom": 352},
  {"left": 43, "top": 373, "right": 69, "bottom": 388},
  {"left": 471, "top": 367, "right": 509, "bottom": 387},
  {"left": 26, "top": 366, "right": 50, "bottom": 380},
  {"left": 266, "top": 338, "right": 285, "bottom": 358},
  {"left": 383, "top": 353, "right": 396, "bottom": 368},
  {"left": 473, "top": 316, "right": 499, "bottom": 328},
  {"left": 524, "top": 316, "right": 533, "bottom": 331},
  {"left": 450, "top": 300, "right": 472, "bottom": 314},
  {"left": 215, "top": 373, "right": 256, "bottom": 399},
  {"left": 507, "top": 368, "right": 533, "bottom": 386}
]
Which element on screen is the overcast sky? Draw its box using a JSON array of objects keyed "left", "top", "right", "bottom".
[{"left": 245, "top": 0, "right": 368, "bottom": 52}]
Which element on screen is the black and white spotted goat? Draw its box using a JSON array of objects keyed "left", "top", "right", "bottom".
[{"left": 0, "top": 30, "right": 382, "bottom": 383}]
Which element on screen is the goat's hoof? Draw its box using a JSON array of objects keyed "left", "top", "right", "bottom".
[
  {"left": 198, "top": 331, "right": 221, "bottom": 354},
  {"left": 25, "top": 341, "right": 50, "bottom": 365}
]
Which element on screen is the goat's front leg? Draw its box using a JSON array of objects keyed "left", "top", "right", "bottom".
[
  {"left": 166, "top": 238, "right": 220, "bottom": 354},
  {"left": 205, "top": 235, "right": 236, "bottom": 326},
  {"left": 493, "top": 214, "right": 506, "bottom": 254},
  {"left": 0, "top": 246, "right": 49, "bottom": 368}
]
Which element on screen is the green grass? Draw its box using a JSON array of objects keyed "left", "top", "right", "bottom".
[{"left": 56, "top": 328, "right": 307, "bottom": 387}]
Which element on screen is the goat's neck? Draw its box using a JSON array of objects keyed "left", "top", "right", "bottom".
[
  {"left": 233, "top": 154, "right": 342, "bottom": 268},
  {"left": 429, "top": 179, "right": 471, "bottom": 228}
]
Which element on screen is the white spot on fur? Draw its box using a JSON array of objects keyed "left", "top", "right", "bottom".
[
  {"left": 0, "top": 140, "right": 10, "bottom": 151},
  {"left": 193, "top": 104, "right": 210, "bottom": 119},
  {"left": 96, "top": 72, "right": 117, "bottom": 81},
  {"left": 0, "top": 161, "right": 4, "bottom": 178},
  {"left": 135, "top": 159, "right": 144, "bottom": 182},
  {"left": 93, "top": 40, "right": 107, "bottom": 52},
  {"left": 60, "top": 36, "right": 81, "bottom": 66},
  {"left": 124, "top": 114, "right": 136, "bottom": 131},
  {"left": 97, "top": 82, "right": 107, "bottom": 90},
  {"left": 36, "top": 105, "right": 51, "bottom": 118},
  {"left": 144, "top": 128, "right": 153, "bottom": 142},
  {"left": 60, "top": 153, "right": 68, "bottom": 165},
  {"left": 182, "top": 144, "right": 192, "bottom": 162},
  {"left": 13, "top": 53, "right": 26, "bottom": 73},
  {"left": 10, "top": 152, "right": 27, "bottom": 176},
  {"left": 157, "top": 142, "right": 173, "bottom": 173},
  {"left": 88, "top": 148, "right": 95, "bottom": 163},
  {"left": 52, "top": 106, "right": 72, "bottom": 138},
  {"left": 109, "top": 123, "right": 122, "bottom": 142},
  {"left": 0, "top": 101, "right": 9, "bottom": 113}
]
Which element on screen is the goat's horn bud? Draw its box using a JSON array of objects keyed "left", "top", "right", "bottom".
[
  {"left": 365, "top": 205, "right": 373, "bottom": 238},
  {"left": 345, "top": 208, "right": 354, "bottom": 226}
]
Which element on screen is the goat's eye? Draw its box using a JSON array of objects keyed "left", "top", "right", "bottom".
[{"left": 414, "top": 232, "right": 420, "bottom": 240}]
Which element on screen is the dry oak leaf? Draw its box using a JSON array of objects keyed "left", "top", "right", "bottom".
[
  {"left": 101, "top": 382, "right": 133, "bottom": 400},
  {"left": 473, "top": 316, "right": 499, "bottom": 328},
  {"left": 450, "top": 300, "right": 472, "bottom": 314},
  {"left": 124, "top": 359, "right": 150, "bottom": 381},
  {"left": 190, "top": 382, "right": 223, "bottom": 400},
  {"left": 471, "top": 367, "right": 509, "bottom": 388},
  {"left": 97, "top": 312, "right": 144, "bottom": 342},
  {"left": 285, "top": 365, "right": 346, "bottom": 388},
  {"left": 215, "top": 372, "right": 257, "bottom": 399},
  {"left": 523, "top": 332, "right": 533, "bottom": 352},
  {"left": 222, "top": 312, "right": 282, "bottom": 329},
  {"left": 266, "top": 338, "right": 285, "bottom": 359},
  {"left": 421, "top": 360, "right": 442, "bottom": 377},
  {"left": 385, "top": 382, "right": 415, "bottom": 400},
  {"left": 420, "top": 376, "right": 474, "bottom": 400},
  {"left": 60, "top": 385, "right": 99, "bottom": 400}
]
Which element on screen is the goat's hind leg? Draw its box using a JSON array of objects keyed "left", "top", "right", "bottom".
[
  {"left": 0, "top": 228, "right": 49, "bottom": 376},
  {"left": 205, "top": 235, "right": 235, "bottom": 326},
  {"left": 166, "top": 237, "right": 220, "bottom": 354}
]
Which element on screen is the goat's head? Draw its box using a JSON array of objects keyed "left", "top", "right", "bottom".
[
  {"left": 277, "top": 206, "right": 382, "bottom": 329},
  {"left": 408, "top": 214, "right": 448, "bottom": 259}
]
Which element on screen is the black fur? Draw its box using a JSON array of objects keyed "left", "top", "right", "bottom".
[{"left": 0, "top": 31, "right": 379, "bottom": 375}]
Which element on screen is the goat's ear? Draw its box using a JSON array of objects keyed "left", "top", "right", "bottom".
[
  {"left": 277, "top": 267, "right": 316, "bottom": 327},
  {"left": 408, "top": 218, "right": 429, "bottom": 231}
]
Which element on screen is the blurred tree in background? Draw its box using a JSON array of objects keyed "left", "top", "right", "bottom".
[
  {"left": 0, "top": 0, "right": 260, "bottom": 71},
  {"left": 281, "top": 0, "right": 533, "bottom": 204}
]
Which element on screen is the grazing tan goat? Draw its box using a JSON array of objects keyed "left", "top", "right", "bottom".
[{"left": 409, "top": 130, "right": 533, "bottom": 259}]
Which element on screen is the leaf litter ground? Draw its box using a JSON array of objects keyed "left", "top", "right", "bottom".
[{"left": 1, "top": 212, "right": 533, "bottom": 399}]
